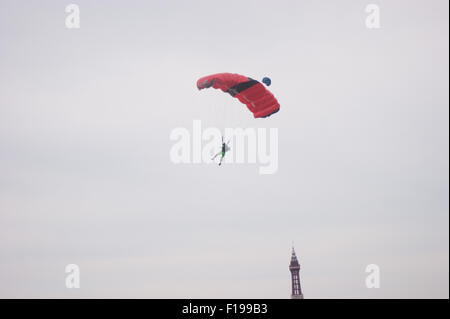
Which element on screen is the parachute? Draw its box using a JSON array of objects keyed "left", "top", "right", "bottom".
[{"left": 197, "top": 73, "right": 280, "bottom": 118}]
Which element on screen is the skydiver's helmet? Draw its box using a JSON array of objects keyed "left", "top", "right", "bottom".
[{"left": 262, "top": 77, "right": 271, "bottom": 86}]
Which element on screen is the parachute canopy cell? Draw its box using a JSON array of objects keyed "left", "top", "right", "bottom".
[{"left": 196, "top": 73, "right": 280, "bottom": 118}]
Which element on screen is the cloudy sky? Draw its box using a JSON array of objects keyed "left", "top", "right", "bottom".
[{"left": 0, "top": 0, "right": 448, "bottom": 298}]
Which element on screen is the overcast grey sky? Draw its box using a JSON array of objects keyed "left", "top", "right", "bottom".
[{"left": 0, "top": 0, "right": 448, "bottom": 298}]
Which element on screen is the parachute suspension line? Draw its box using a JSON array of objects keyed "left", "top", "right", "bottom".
[
  {"left": 212, "top": 96, "right": 227, "bottom": 137},
  {"left": 221, "top": 99, "right": 226, "bottom": 136},
  {"left": 224, "top": 100, "right": 230, "bottom": 137},
  {"left": 230, "top": 101, "right": 243, "bottom": 133},
  {"left": 220, "top": 98, "right": 229, "bottom": 138},
  {"left": 210, "top": 95, "right": 224, "bottom": 135},
  {"left": 210, "top": 96, "right": 218, "bottom": 133}
]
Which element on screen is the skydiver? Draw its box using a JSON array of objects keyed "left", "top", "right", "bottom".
[{"left": 211, "top": 136, "right": 231, "bottom": 166}]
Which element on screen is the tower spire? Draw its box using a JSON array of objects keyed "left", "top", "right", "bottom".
[{"left": 289, "top": 245, "right": 304, "bottom": 299}]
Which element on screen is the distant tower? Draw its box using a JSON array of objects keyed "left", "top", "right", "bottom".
[{"left": 289, "top": 246, "right": 304, "bottom": 299}]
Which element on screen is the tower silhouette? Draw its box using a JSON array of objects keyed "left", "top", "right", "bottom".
[{"left": 289, "top": 247, "right": 304, "bottom": 299}]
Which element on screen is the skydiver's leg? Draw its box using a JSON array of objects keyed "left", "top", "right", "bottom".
[{"left": 218, "top": 151, "right": 225, "bottom": 166}]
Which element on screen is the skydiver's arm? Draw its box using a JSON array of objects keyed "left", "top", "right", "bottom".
[{"left": 211, "top": 152, "right": 221, "bottom": 160}]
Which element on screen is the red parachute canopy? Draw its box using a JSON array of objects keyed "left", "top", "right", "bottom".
[{"left": 196, "top": 73, "right": 280, "bottom": 118}]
